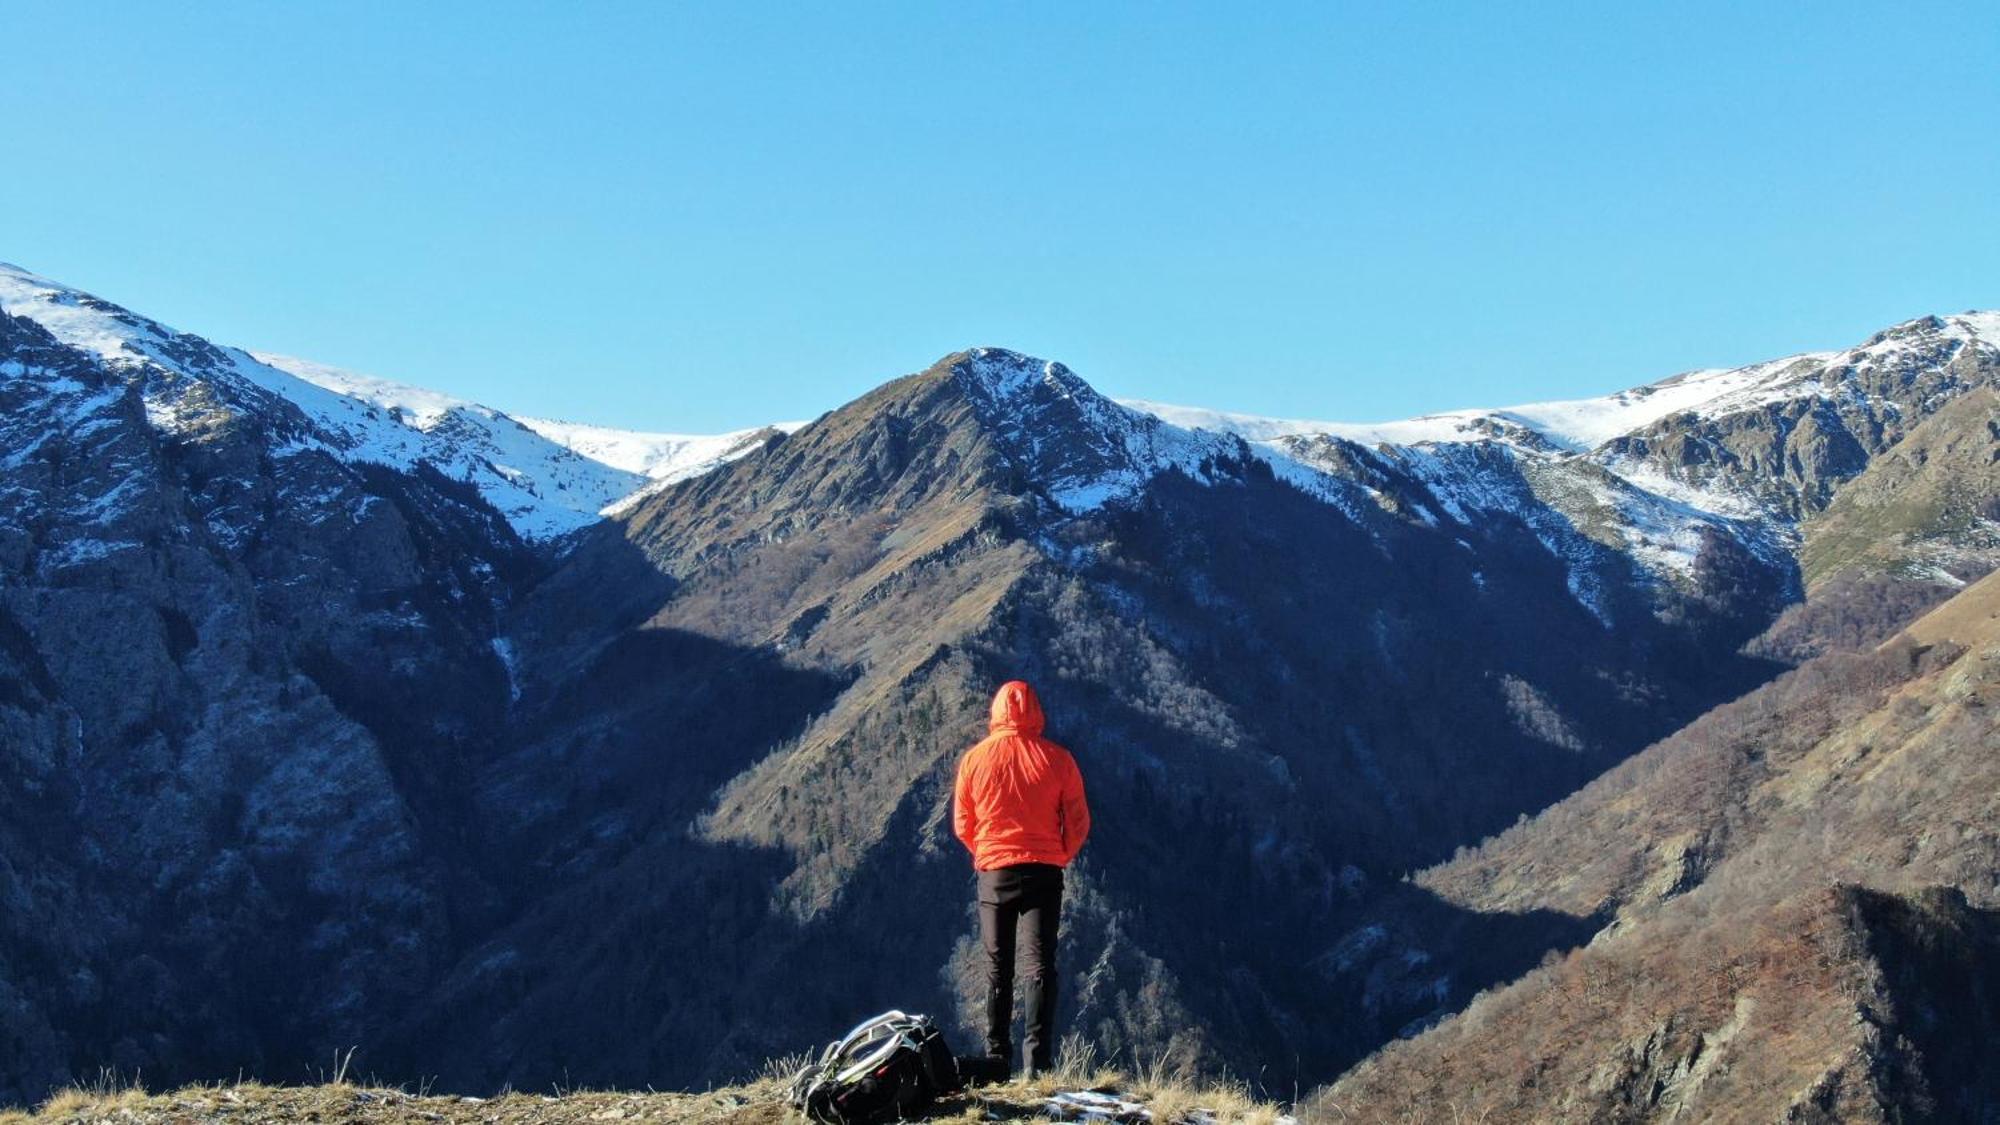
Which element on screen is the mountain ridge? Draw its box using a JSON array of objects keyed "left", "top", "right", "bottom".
[
  {"left": 3, "top": 260, "right": 1998, "bottom": 1108},
  {"left": 0, "top": 263, "right": 786, "bottom": 541},
  {"left": 9, "top": 259, "right": 1993, "bottom": 554},
  {"left": 1125, "top": 309, "right": 2000, "bottom": 457}
]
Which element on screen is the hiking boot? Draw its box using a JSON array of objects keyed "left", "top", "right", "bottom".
[{"left": 957, "top": 1054, "right": 1010, "bottom": 1087}]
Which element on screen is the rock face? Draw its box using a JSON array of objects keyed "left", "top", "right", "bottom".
[
  {"left": 0, "top": 273, "right": 540, "bottom": 1099},
  {"left": 1597, "top": 313, "right": 2000, "bottom": 520},
  {"left": 3, "top": 264, "right": 1998, "bottom": 1108}
]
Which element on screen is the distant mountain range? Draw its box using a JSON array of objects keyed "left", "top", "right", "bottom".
[
  {"left": 16, "top": 259, "right": 1992, "bottom": 564},
  {"left": 2, "top": 261, "right": 1995, "bottom": 1116}
]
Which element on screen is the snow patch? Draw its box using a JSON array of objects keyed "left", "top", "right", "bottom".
[
  {"left": 1124, "top": 349, "right": 1840, "bottom": 456},
  {"left": 491, "top": 637, "right": 522, "bottom": 703},
  {"left": 957, "top": 348, "right": 1261, "bottom": 514},
  {"left": 516, "top": 415, "right": 804, "bottom": 482}
]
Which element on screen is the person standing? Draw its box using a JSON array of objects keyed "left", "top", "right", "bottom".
[{"left": 952, "top": 680, "right": 1091, "bottom": 1079}]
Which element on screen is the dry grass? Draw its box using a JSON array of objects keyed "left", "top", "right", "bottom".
[
  {"left": 753, "top": 1052, "right": 816, "bottom": 1085},
  {"left": 1133, "top": 1075, "right": 1274, "bottom": 1125},
  {"left": 1902, "top": 567, "right": 2000, "bottom": 647},
  {"left": 15, "top": 1077, "right": 800, "bottom": 1125},
  {"left": 8, "top": 1066, "right": 1290, "bottom": 1125}
]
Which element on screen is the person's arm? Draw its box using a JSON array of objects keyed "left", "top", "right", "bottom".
[
  {"left": 953, "top": 756, "right": 978, "bottom": 855},
  {"left": 1059, "top": 753, "right": 1091, "bottom": 864}
]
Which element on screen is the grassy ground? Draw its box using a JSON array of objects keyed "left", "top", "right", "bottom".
[{"left": 0, "top": 1069, "right": 1291, "bottom": 1125}]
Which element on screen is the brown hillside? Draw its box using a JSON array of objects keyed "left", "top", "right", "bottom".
[
  {"left": 1747, "top": 387, "right": 1999, "bottom": 663},
  {"left": 1902, "top": 568, "right": 2000, "bottom": 649},
  {"left": 1315, "top": 572, "right": 2000, "bottom": 1121},
  {"left": 1800, "top": 386, "right": 2000, "bottom": 590}
]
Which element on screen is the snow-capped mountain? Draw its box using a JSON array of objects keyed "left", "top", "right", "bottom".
[
  {"left": 938, "top": 347, "right": 1785, "bottom": 619},
  {"left": 705, "top": 320, "right": 1995, "bottom": 627},
  {"left": 0, "top": 262, "right": 787, "bottom": 541},
  {"left": 1129, "top": 310, "right": 2000, "bottom": 460},
  {"left": 6, "top": 258, "right": 1998, "bottom": 1107},
  {"left": 6, "top": 255, "right": 1989, "bottom": 618},
  {"left": 1127, "top": 354, "right": 1846, "bottom": 454},
  {"left": 248, "top": 350, "right": 801, "bottom": 525},
  {"left": 1118, "top": 311, "right": 2000, "bottom": 601},
  {"left": 953, "top": 347, "right": 1251, "bottom": 511}
]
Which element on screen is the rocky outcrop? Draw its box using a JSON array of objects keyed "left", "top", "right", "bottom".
[{"left": 1600, "top": 314, "right": 1997, "bottom": 521}]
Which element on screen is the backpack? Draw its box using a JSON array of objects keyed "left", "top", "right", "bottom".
[{"left": 788, "top": 1011, "right": 961, "bottom": 1125}]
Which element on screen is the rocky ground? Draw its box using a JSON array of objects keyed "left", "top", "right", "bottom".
[{"left": 0, "top": 1073, "right": 1292, "bottom": 1125}]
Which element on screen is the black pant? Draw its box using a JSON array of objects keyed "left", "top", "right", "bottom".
[{"left": 977, "top": 862, "right": 1063, "bottom": 1070}]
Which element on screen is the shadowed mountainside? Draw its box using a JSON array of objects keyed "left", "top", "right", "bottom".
[{"left": 1313, "top": 573, "right": 2000, "bottom": 1122}]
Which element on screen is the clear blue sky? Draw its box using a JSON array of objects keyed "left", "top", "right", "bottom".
[{"left": 6, "top": 2, "right": 1996, "bottom": 433}]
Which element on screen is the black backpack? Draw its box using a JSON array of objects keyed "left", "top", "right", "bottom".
[{"left": 788, "top": 1011, "right": 961, "bottom": 1125}]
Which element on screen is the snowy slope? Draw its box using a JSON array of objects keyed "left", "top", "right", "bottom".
[
  {"left": 0, "top": 262, "right": 785, "bottom": 541},
  {"left": 9, "top": 257, "right": 1992, "bottom": 600},
  {"left": 234, "top": 351, "right": 650, "bottom": 538},
  {"left": 1118, "top": 311, "right": 1999, "bottom": 612},
  {"left": 949, "top": 347, "right": 1790, "bottom": 589},
  {"left": 1124, "top": 353, "right": 1835, "bottom": 455},
  {"left": 954, "top": 347, "right": 1257, "bottom": 512},
  {"left": 514, "top": 416, "right": 803, "bottom": 486},
  {"left": 1127, "top": 309, "right": 2000, "bottom": 456},
  {"left": 255, "top": 353, "right": 799, "bottom": 484},
  {"left": 253, "top": 352, "right": 797, "bottom": 522}
]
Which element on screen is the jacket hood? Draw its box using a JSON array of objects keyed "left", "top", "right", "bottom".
[{"left": 987, "top": 680, "right": 1046, "bottom": 736}]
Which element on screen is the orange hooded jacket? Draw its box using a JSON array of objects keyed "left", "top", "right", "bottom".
[{"left": 953, "top": 681, "right": 1091, "bottom": 871}]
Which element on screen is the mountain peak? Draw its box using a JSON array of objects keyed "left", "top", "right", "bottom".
[
  {"left": 929, "top": 346, "right": 1255, "bottom": 513},
  {"left": 0, "top": 261, "right": 206, "bottom": 374},
  {"left": 1861, "top": 308, "right": 2000, "bottom": 351},
  {"left": 949, "top": 346, "right": 1089, "bottom": 401}
]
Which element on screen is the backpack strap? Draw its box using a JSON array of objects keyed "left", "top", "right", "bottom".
[{"left": 828, "top": 1011, "right": 913, "bottom": 1058}]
